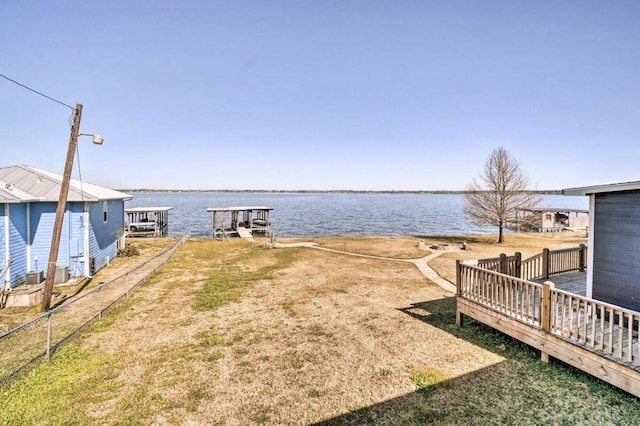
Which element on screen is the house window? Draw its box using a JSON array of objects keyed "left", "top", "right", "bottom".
[{"left": 103, "top": 201, "right": 108, "bottom": 223}]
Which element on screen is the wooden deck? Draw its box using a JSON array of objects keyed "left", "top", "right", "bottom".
[
  {"left": 457, "top": 247, "right": 640, "bottom": 398},
  {"left": 537, "top": 271, "right": 587, "bottom": 296}
]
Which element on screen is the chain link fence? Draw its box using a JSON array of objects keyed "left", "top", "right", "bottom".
[{"left": 0, "top": 234, "right": 188, "bottom": 389}]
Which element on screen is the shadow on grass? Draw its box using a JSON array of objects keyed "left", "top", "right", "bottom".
[
  {"left": 51, "top": 278, "right": 94, "bottom": 310},
  {"left": 311, "top": 297, "right": 640, "bottom": 425}
]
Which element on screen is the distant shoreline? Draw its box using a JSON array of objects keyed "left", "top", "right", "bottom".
[{"left": 120, "top": 189, "right": 562, "bottom": 195}]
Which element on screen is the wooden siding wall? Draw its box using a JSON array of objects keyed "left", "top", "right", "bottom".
[
  {"left": 65, "top": 203, "right": 86, "bottom": 277},
  {"left": 593, "top": 191, "right": 640, "bottom": 311},
  {"left": 8, "top": 203, "right": 28, "bottom": 286},
  {"left": 88, "top": 200, "right": 125, "bottom": 273},
  {"left": 29, "top": 202, "right": 57, "bottom": 280},
  {"left": 0, "top": 200, "right": 126, "bottom": 285},
  {"left": 28, "top": 202, "right": 86, "bottom": 280},
  {"left": 0, "top": 205, "right": 6, "bottom": 287}
]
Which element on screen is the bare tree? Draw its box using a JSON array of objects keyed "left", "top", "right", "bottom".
[{"left": 464, "top": 147, "right": 539, "bottom": 243}]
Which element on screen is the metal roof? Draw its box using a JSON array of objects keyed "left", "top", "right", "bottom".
[
  {"left": 0, "top": 165, "right": 131, "bottom": 203},
  {"left": 207, "top": 206, "right": 273, "bottom": 212},
  {"left": 563, "top": 181, "right": 640, "bottom": 196},
  {"left": 125, "top": 207, "right": 173, "bottom": 212},
  {"left": 517, "top": 207, "right": 589, "bottom": 213}
]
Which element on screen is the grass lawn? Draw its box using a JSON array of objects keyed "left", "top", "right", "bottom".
[{"left": 2, "top": 233, "right": 640, "bottom": 425}]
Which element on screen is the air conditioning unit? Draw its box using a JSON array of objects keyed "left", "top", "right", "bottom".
[
  {"left": 26, "top": 270, "right": 44, "bottom": 284},
  {"left": 54, "top": 266, "right": 69, "bottom": 284}
]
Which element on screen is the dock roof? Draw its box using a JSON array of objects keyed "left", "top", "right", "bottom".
[
  {"left": 207, "top": 206, "right": 273, "bottom": 212},
  {"left": 517, "top": 207, "right": 589, "bottom": 213},
  {"left": 125, "top": 207, "right": 173, "bottom": 213}
]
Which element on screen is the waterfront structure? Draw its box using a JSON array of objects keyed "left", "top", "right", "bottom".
[
  {"left": 514, "top": 207, "right": 589, "bottom": 232},
  {"left": 207, "top": 206, "right": 272, "bottom": 239},
  {"left": 0, "top": 165, "right": 131, "bottom": 289},
  {"left": 125, "top": 207, "right": 173, "bottom": 237}
]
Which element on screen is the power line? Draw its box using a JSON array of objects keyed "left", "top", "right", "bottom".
[{"left": 0, "top": 72, "right": 75, "bottom": 111}]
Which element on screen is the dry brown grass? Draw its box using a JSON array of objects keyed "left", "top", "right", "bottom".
[
  {"left": 8, "top": 231, "right": 637, "bottom": 426},
  {"left": 76, "top": 238, "right": 504, "bottom": 424},
  {"left": 275, "top": 236, "right": 431, "bottom": 259}
]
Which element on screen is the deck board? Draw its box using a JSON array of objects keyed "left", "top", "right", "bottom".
[{"left": 536, "top": 271, "right": 587, "bottom": 296}]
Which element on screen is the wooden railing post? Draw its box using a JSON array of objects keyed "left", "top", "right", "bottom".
[
  {"left": 499, "top": 253, "right": 507, "bottom": 275},
  {"left": 540, "top": 280, "right": 555, "bottom": 362},
  {"left": 579, "top": 244, "right": 586, "bottom": 272},
  {"left": 542, "top": 248, "right": 550, "bottom": 279},
  {"left": 514, "top": 252, "right": 522, "bottom": 278},
  {"left": 455, "top": 260, "right": 462, "bottom": 297},
  {"left": 456, "top": 260, "right": 464, "bottom": 327}
]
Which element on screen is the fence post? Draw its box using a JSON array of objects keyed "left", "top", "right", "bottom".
[
  {"left": 455, "top": 260, "right": 464, "bottom": 327},
  {"left": 542, "top": 248, "right": 550, "bottom": 279},
  {"left": 514, "top": 252, "right": 522, "bottom": 278},
  {"left": 540, "top": 280, "right": 555, "bottom": 362},
  {"left": 579, "top": 244, "right": 586, "bottom": 272},
  {"left": 98, "top": 287, "right": 103, "bottom": 320},
  {"left": 500, "top": 253, "right": 507, "bottom": 275},
  {"left": 46, "top": 313, "right": 52, "bottom": 361}
]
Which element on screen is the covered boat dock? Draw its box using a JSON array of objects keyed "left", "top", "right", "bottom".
[
  {"left": 125, "top": 207, "right": 173, "bottom": 237},
  {"left": 515, "top": 207, "right": 589, "bottom": 233},
  {"left": 207, "top": 206, "right": 273, "bottom": 239}
]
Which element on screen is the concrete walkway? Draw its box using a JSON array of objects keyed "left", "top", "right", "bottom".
[{"left": 273, "top": 242, "right": 458, "bottom": 293}]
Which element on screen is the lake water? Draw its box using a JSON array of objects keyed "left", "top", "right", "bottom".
[{"left": 124, "top": 192, "right": 589, "bottom": 238}]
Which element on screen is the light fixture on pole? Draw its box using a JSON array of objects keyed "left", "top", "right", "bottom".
[
  {"left": 41, "top": 104, "right": 103, "bottom": 312},
  {"left": 79, "top": 133, "right": 104, "bottom": 145}
]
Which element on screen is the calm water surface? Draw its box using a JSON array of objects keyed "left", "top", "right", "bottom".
[{"left": 124, "top": 192, "right": 589, "bottom": 238}]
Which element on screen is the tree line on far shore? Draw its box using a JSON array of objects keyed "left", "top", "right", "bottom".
[{"left": 122, "top": 188, "right": 562, "bottom": 195}]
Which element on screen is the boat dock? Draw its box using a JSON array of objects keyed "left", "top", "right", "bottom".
[
  {"left": 125, "top": 207, "right": 173, "bottom": 237},
  {"left": 206, "top": 206, "right": 273, "bottom": 239}
]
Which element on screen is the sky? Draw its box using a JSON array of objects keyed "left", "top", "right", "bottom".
[{"left": 1, "top": 1, "right": 639, "bottom": 191}]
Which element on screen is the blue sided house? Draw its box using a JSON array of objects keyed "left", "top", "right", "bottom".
[{"left": 0, "top": 165, "right": 132, "bottom": 290}]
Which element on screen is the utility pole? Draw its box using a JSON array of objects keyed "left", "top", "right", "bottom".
[{"left": 41, "top": 104, "right": 83, "bottom": 312}]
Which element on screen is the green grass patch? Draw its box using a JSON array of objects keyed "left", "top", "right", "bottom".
[
  {"left": 254, "top": 408, "right": 270, "bottom": 424},
  {"left": 308, "top": 389, "right": 321, "bottom": 398},
  {"left": 379, "top": 368, "right": 393, "bottom": 377},
  {"left": 410, "top": 368, "right": 449, "bottom": 394},
  {"left": 207, "top": 351, "right": 225, "bottom": 362},
  {"left": 0, "top": 344, "right": 121, "bottom": 424},
  {"left": 192, "top": 244, "right": 297, "bottom": 311},
  {"left": 186, "top": 384, "right": 207, "bottom": 413}
]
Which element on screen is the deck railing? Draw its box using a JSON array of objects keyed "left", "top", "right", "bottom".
[
  {"left": 520, "top": 253, "right": 543, "bottom": 281},
  {"left": 476, "top": 253, "right": 522, "bottom": 277},
  {"left": 457, "top": 248, "right": 640, "bottom": 367},
  {"left": 550, "top": 287, "right": 640, "bottom": 364},
  {"left": 478, "top": 245, "right": 587, "bottom": 281},
  {"left": 545, "top": 245, "right": 587, "bottom": 277},
  {"left": 457, "top": 263, "right": 543, "bottom": 326}
]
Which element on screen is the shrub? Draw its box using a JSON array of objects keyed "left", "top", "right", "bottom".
[{"left": 117, "top": 244, "right": 140, "bottom": 257}]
